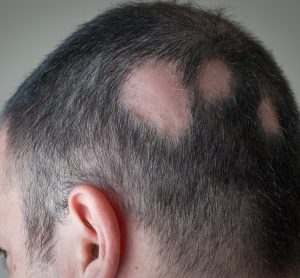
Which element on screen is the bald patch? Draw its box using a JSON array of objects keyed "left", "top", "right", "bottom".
[
  {"left": 121, "top": 61, "right": 190, "bottom": 137},
  {"left": 198, "top": 59, "right": 232, "bottom": 102},
  {"left": 257, "top": 95, "right": 281, "bottom": 134}
]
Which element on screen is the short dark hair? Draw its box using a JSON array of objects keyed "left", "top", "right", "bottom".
[{"left": 1, "top": 1, "right": 300, "bottom": 277}]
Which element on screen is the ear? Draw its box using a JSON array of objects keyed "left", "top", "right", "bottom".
[{"left": 68, "top": 184, "right": 121, "bottom": 278}]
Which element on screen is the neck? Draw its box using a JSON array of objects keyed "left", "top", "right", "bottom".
[{"left": 116, "top": 221, "right": 169, "bottom": 278}]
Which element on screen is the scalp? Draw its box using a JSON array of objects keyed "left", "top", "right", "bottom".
[
  {"left": 120, "top": 58, "right": 282, "bottom": 139},
  {"left": 121, "top": 60, "right": 191, "bottom": 137},
  {"left": 121, "top": 58, "right": 235, "bottom": 138},
  {"left": 257, "top": 95, "right": 281, "bottom": 135},
  {"left": 198, "top": 58, "right": 232, "bottom": 103}
]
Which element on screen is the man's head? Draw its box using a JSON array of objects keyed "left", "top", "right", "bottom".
[{"left": 0, "top": 2, "right": 299, "bottom": 277}]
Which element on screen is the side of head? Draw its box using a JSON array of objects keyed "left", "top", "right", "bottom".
[{"left": 1, "top": 2, "right": 300, "bottom": 277}]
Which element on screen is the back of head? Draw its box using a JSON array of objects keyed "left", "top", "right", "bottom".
[{"left": 2, "top": 2, "right": 300, "bottom": 277}]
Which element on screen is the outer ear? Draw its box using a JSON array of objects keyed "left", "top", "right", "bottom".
[{"left": 68, "top": 184, "right": 121, "bottom": 278}]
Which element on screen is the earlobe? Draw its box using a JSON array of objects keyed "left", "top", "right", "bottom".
[{"left": 68, "top": 184, "right": 121, "bottom": 278}]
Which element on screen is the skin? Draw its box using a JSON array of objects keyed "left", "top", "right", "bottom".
[
  {"left": 257, "top": 95, "right": 281, "bottom": 134},
  {"left": 0, "top": 60, "right": 281, "bottom": 277},
  {"left": 0, "top": 128, "right": 55, "bottom": 277},
  {"left": 0, "top": 127, "right": 165, "bottom": 278},
  {"left": 122, "top": 60, "right": 191, "bottom": 137},
  {"left": 198, "top": 59, "right": 232, "bottom": 102}
]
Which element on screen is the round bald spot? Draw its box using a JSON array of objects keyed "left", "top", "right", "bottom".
[
  {"left": 122, "top": 61, "right": 190, "bottom": 137},
  {"left": 198, "top": 59, "right": 232, "bottom": 102},
  {"left": 257, "top": 96, "right": 281, "bottom": 134}
]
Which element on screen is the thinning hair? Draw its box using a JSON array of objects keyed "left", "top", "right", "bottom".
[{"left": 1, "top": 1, "right": 300, "bottom": 277}]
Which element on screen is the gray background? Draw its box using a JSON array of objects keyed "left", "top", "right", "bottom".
[{"left": 0, "top": 0, "right": 299, "bottom": 277}]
